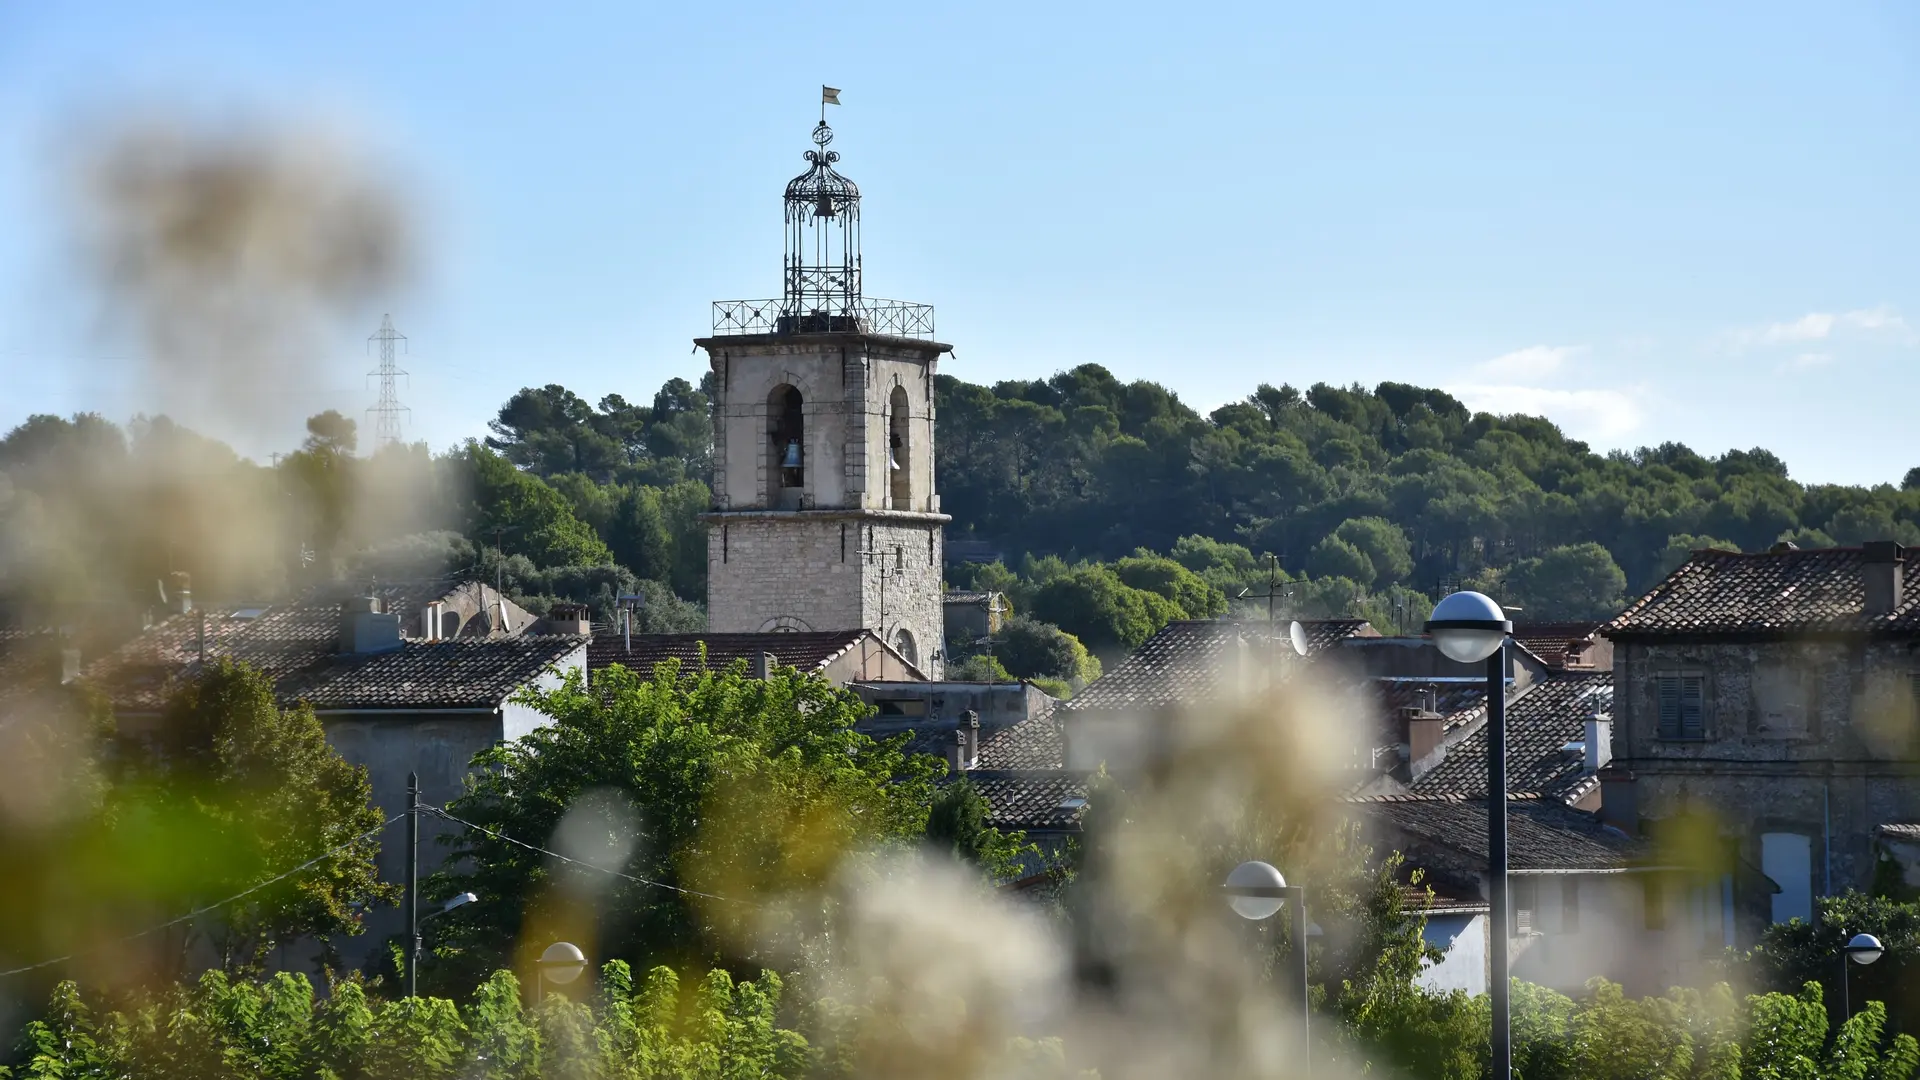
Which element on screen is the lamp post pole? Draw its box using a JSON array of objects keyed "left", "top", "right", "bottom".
[
  {"left": 1224, "top": 861, "right": 1311, "bottom": 1076},
  {"left": 1486, "top": 643, "right": 1510, "bottom": 1080},
  {"left": 1424, "top": 591, "right": 1514, "bottom": 1080},
  {"left": 405, "top": 771, "right": 419, "bottom": 998},
  {"left": 1842, "top": 933, "right": 1886, "bottom": 1023}
]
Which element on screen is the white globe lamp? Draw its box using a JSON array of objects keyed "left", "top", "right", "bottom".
[
  {"left": 1223, "top": 860, "right": 1288, "bottom": 921},
  {"left": 539, "top": 941, "right": 588, "bottom": 985},
  {"left": 1846, "top": 933, "right": 1885, "bottom": 966},
  {"left": 1424, "top": 591, "right": 1513, "bottom": 664}
]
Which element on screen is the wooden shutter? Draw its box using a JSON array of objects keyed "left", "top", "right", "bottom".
[
  {"left": 1658, "top": 674, "right": 1706, "bottom": 740},
  {"left": 1680, "top": 675, "right": 1705, "bottom": 739}
]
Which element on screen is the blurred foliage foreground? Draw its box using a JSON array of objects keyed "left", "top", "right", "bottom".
[{"left": 10, "top": 967, "right": 1919, "bottom": 1080}]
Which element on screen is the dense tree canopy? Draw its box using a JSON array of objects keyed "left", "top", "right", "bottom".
[{"left": 425, "top": 660, "right": 941, "bottom": 988}]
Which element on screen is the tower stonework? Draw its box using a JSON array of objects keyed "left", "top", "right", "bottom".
[{"left": 695, "top": 107, "right": 950, "bottom": 675}]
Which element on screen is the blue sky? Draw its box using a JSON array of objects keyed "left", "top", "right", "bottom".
[{"left": 1, "top": 2, "right": 1916, "bottom": 484}]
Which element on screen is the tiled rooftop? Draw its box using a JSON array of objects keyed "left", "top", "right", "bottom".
[
  {"left": 1355, "top": 795, "right": 1647, "bottom": 872},
  {"left": 1510, "top": 622, "right": 1604, "bottom": 670},
  {"left": 1411, "top": 673, "right": 1612, "bottom": 803},
  {"left": 1606, "top": 546, "right": 1920, "bottom": 637},
  {"left": 85, "top": 582, "right": 584, "bottom": 712},
  {"left": 961, "top": 771, "right": 1089, "bottom": 831},
  {"left": 1063, "top": 619, "right": 1374, "bottom": 714},
  {"left": 975, "top": 711, "right": 1066, "bottom": 770},
  {"left": 1875, "top": 823, "right": 1920, "bottom": 841},
  {"left": 587, "top": 630, "right": 907, "bottom": 678}
]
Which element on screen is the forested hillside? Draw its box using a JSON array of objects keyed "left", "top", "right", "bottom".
[{"left": 6, "top": 363, "right": 1919, "bottom": 673}]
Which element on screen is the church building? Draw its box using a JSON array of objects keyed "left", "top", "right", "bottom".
[{"left": 691, "top": 108, "right": 951, "bottom": 676}]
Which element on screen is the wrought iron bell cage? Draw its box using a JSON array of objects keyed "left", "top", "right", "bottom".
[{"left": 781, "top": 121, "right": 862, "bottom": 331}]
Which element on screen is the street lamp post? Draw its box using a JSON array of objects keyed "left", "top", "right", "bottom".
[
  {"left": 1842, "top": 932, "right": 1885, "bottom": 1021},
  {"left": 1224, "top": 859, "right": 1311, "bottom": 1073},
  {"left": 1425, "top": 591, "right": 1514, "bottom": 1079},
  {"left": 408, "top": 892, "right": 478, "bottom": 997},
  {"left": 536, "top": 941, "right": 589, "bottom": 1003}
]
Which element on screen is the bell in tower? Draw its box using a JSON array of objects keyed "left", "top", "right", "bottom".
[{"left": 695, "top": 93, "right": 953, "bottom": 676}]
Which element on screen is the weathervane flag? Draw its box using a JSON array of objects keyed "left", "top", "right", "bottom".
[{"left": 822, "top": 86, "right": 841, "bottom": 105}]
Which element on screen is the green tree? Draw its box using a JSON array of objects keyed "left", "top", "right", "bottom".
[
  {"left": 996, "top": 617, "right": 1101, "bottom": 684},
  {"left": 1307, "top": 535, "right": 1377, "bottom": 587},
  {"left": 457, "top": 443, "right": 614, "bottom": 569},
  {"left": 112, "top": 661, "right": 395, "bottom": 974},
  {"left": 1334, "top": 517, "right": 1414, "bottom": 586},
  {"left": 427, "top": 662, "right": 940, "bottom": 984},
  {"left": 1504, "top": 542, "right": 1629, "bottom": 620},
  {"left": 1113, "top": 552, "right": 1228, "bottom": 618},
  {"left": 608, "top": 485, "right": 673, "bottom": 583},
  {"left": 1030, "top": 566, "right": 1181, "bottom": 654},
  {"left": 925, "top": 778, "right": 1031, "bottom": 879}
]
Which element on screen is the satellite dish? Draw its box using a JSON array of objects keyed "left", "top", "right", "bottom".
[{"left": 1288, "top": 620, "right": 1310, "bottom": 657}]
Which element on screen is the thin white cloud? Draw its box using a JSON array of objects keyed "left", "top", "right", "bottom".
[
  {"left": 1473, "top": 344, "right": 1586, "bottom": 379},
  {"left": 1448, "top": 384, "right": 1647, "bottom": 443},
  {"left": 1784, "top": 352, "right": 1835, "bottom": 371},
  {"left": 1726, "top": 307, "right": 1913, "bottom": 351}
]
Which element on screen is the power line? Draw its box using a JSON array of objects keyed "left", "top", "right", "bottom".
[
  {"left": 0, "top": 813, "right": 406, "bottom": 980},
  {"left": 422, "top": 805, "right": 753, "bottom": 907},
  {"left": 366, "top": 314, "right": 411, "bottom": 448}
]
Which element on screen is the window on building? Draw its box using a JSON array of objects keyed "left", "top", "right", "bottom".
[
  {"left": 1562, "top": 877, "right": 1580, "bottom": 933},
  {"left": 1644, "top": 875, "right": 1668, "bottom": 930},
  {"left": 1656, "top": 673, "right": 1706, "bottom": 740},
  {"left": 875, "top": 698, "right": 927, "bottom": 718},
  {"left": 1512, "top": 878, "right": 1537, "bottom": 938},
  {"left": 1761, "top": 832, "right": 1813, "bottom": 924}
]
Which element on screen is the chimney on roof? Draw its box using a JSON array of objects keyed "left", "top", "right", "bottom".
[
  {"left": 962, "top": 709, "right": 980, "bottom": 767},
  {"left": 540, "top": 602, "right": 593, "bottom": 636},
  {"left": 1770, "top": 540, "right": 1800, "bottom": 554},
  {"left": 421, "top": 601, "right": 444, "bottom": 641},
  {"left": 1403, "top": 696, "right": 1446, "bottom": 777},
  {"left": 753, "top": 652, "right": 776, "bottom": 681},
  {"left": 339, "top": 595, "right": 403, "bottom": 655},
  {"left": 168, "top": 571, "right": 192, "bottom": 615},
  {"left": 1584, "top": 713, "right": 1613, "bottom": 773},
  {"left": 1864, "top": 541, "right": 1905, "bottom": 617},
  {"left": 60, "top": 646, "right": 80, "bottom": 684},
  {"left": 1597, "top": 765, "right": 1637, "bottom": 832},
  {"left": 948, "top": 727, "right": 969, "bottom": 774}
]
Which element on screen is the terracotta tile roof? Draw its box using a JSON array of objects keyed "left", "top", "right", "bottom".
[
  {"left": 960, "top": 771, "right": 1089, "bottom": 831},
  {"left": 587, "top": 630, "right": 917, "bottom": 678},
  {"left": 1606, "top": 546, "right": 1920, "bottom": 638},
  {"left": 84, "top": 582, "right": 584, "bottom": 713},
  {"left": 1375, "top": 681, "right": 1490, "bottom": 730},
  {"left": 1062, "top": 619, "right": 1373, "bottom": 715},
  {"left": 1354, "top": 795, "right": 1647, "bottom": 872},
  {"left": 275, "top": 636, "right": 586, "bottom": 710},
  {"left": 1876, "top": 823, "right": 1920, "bottom": 841},
  {"left": 975, "top": 711, "right": 1066, "bottom": 770},
  {"left": 1410, "top": 673, "right": 1612, "bottom": 803},
  {"left": 1510, "top": 622, "right": 1604, "bottom": 670}
]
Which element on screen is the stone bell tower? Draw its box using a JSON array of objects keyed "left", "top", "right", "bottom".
[{"left": 694, "top": 108, "right": 949, "bottom": 676}]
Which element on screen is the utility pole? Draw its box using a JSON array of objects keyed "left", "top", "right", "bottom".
[
  {"left": 366, "top": 314, "right": 411, "bottom": 449},
  {"left": 406, "top": 772, "right": 420, "bottom": 997}
]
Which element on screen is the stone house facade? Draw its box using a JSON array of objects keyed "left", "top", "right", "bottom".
[{"left": 1602, "top": 542, "right": 1920, "bottom": 943}]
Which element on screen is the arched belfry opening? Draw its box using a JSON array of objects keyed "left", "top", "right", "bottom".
[
  {"left": 888, "top": 385, "right": 911, "bottom": 510},
  {"left": 769, "top": 384, "right": 805, "bottom": 509}
]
